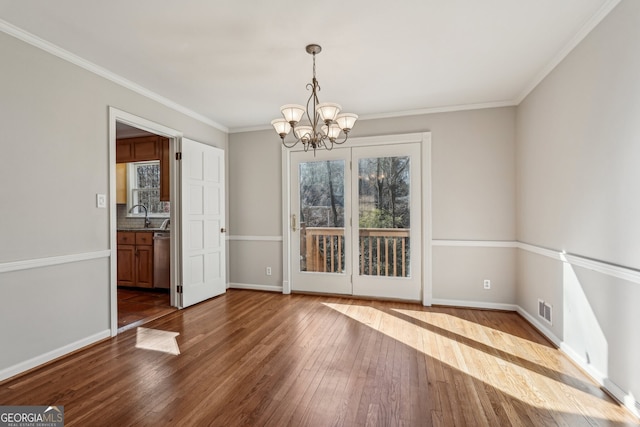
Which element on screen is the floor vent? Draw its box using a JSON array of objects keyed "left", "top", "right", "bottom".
[{"left": 538, "top": 299, "right": 552, "bottom": 325}]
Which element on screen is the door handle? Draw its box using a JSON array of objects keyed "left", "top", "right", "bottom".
[
  {"left": 291, "top": 214, "right": 297, "bottom": 232},
  {"left": 220, "top": 227, "right": 227, "bottom": 233}
]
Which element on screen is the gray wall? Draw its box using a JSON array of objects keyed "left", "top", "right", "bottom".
[
  {"left": 516, "top": 0, "right": 640, "bottom": 408},
  {"left": 228, "top": 107, "right": 517, "bottom": 305},
  {"left": 0, "top": 31, "right": 226, "bottom": 377}
]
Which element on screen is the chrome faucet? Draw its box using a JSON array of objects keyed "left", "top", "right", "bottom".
[{"left": 129, "top": 204, "right": 151, "bottom": 228}]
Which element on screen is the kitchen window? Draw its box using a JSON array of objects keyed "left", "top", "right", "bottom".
[{"left": 127, "top": 161, "right": 170, "bottom": 217}]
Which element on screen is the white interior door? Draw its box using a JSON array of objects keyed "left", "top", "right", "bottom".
[{"left": 180, "top": 138, "right": 226, "bottom": 308}]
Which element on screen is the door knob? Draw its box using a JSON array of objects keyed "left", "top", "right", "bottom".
[{"left": 220, "top": 227, "right": 227, "bottom": 233}]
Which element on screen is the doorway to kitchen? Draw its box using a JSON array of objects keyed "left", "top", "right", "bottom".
[
  {"left": 115, "top": 121, "right": 176, "bottom": 331},
  {"left": 109, "top": 108, "right": 228, "bottom": 335}
]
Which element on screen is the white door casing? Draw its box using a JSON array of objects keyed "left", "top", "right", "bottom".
[
  {"left": 286, "top": 135, "right": 428, "bottom": 302},
  {"left": 180, "top": 138, "right": 226, "bottom": 308}
]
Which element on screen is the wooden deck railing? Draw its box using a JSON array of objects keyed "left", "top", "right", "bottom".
[{"left": 301, "top": 226, "right": 410, "bottom": 277}]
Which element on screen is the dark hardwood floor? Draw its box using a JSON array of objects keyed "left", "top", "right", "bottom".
[
  {"left": 1, "top": 290, "right": 637, "bottom": 426},
  {"left": 117, "top": 286, "right": 176, "bottom": 331}
]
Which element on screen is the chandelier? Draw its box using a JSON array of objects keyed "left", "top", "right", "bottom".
[{"left": 271, "top": 44, "right": 358, "bottom": 154}]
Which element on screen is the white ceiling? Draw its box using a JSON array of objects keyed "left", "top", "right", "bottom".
[{"left": 0, "top": 0, "right": 619, "bottom": 132}]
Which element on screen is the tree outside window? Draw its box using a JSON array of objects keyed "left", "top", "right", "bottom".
[{"left": 127, "top": 161, "right": 170, "bottom": 217}]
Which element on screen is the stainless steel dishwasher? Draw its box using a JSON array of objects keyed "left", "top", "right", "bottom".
[{"left": 153, "top": 231, "right": 171, "bottom": 289}]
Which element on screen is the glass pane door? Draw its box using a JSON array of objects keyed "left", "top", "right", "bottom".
[
  {"left": 358, "top": 156, "right": 411, "bottom": 278},
  {"left": 290, "top": 149, "right": 352, "bottom": 295},
  {"left": 352, "top": 144, "right": 421, "bottom": 300},
  {"left": 299, "top": 160, "right": 345, "bottom": 274}
]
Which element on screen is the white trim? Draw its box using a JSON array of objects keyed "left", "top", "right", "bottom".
[
  {"left": 431, "top": 239, "right": 640, "bottom": 285},
  {"left": 432, "top": 240, "right": 518, "bottom": 248},
  {"left": 0, "top": 250, "right": 110, "bottom": 274},
  {"left": 228, "top": 283, "right": 283, "bottom": 293},
  {"left": 515, "top": 305, "right": 562, "bottom": 347},
  {"left": 516, "top": 242, "right": 563, "bottom": 260},
  {"left": 517, "top": 304, "right": 639, "bottom": 418},
  {"left": 109, "top": 107, "right": 184, "bottom": 336},
  {"left": 560, "top": 342, "right": 605, "bottom": 384},
  {"left": 229, "top": 102, "right": 515, "bottom": 134},
  {"left": 287, "top": 132, "right": 426, "bottom": 152},
  {"left": 0, "top": 330, "right": 110, "bottom": 382},
  {"left": 281, "top": 145, "right": 292, "bottom": 295},
  {"left": 283, "top": 132, "right": 432, "bottom": 301},
  {"left": 354, "top": 101, "right": 516, "bottom": 122},
  {"left": 227, "top": 235, "right": 283, "bottom": 242},
  {"left": 562, "top": 253, "right": 640, "bottom": 285},
  {"left": 518, "top": 242, "right": 640, "bottom": 285},
  {"left": 603, "top": 378, "right": 640, "bottom": 418},
  {"left": 432, "top": 298, "right": 518, "bottom": 313},
  {"left": 514, "top": 0, "right": 621, "bottom": 103},
  {"left": 0, "top": 19, "right": 227, "bottom": 133},
  {"left": 422, "top": 133, "right": 433, "bottom": 307}
]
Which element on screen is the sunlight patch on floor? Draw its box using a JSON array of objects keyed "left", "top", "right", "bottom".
[
  {"left": 391, "top": 308, "right": 556, "bottom": 364},
  {"left": 135, "top": 327, "right": 181, "bottom": 355},
  {"left": 322, "top": 302, "right": 630, "bottom": 423}
]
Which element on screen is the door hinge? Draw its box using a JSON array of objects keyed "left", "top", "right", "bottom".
[
  {"left": 177, "top": 285, "right": 183, "bottom": 293},
  {"left": 175, "top": 152, "right": 182, "bottom": 160},
  {"left": 350, "top": 274, "right": 353, "bottom": 283}
]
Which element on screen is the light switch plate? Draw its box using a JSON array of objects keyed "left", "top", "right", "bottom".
[{"left": 96, "top": 193, "right": 107, "bottom": 208}]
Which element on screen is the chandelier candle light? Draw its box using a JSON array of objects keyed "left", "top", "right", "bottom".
[{"left": 271, "top": 44, "right": 358, "bottom": 154}]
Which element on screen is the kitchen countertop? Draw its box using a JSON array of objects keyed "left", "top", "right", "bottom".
[{"left": 117, "top": 228, "right": 170, "bottom": 232}]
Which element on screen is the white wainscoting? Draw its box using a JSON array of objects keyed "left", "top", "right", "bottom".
[{"left": 0, "top": 250, "right": 112, "bottom": 382}]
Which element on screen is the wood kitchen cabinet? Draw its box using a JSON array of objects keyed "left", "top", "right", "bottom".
[
  {"left": 116, "top": 136, "right": 161, "bottom": 163},
  {"left": 117, "top": 231, "right": 153, "bottom": 288},
  {"left": 116, "top": 135, "right": 170, "bottom": 202},
  {"left": 159, "top": 137, "right": 170, "bottom": 201}
]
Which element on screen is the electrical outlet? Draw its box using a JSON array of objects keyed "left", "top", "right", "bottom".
[
  {"left": 266, "top": 267, "right": 272, "bottom": 276},
  {"left": 483, "top": 279, "right": 491, "bottom": 290}
]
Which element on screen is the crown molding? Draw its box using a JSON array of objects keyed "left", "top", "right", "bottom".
[
  {"left": 229, "top": 100, "right": 516, "bottom": 134},
  {"left": 514, "top": 0, "right": 621, "bottom": 104},
  {"left": 0, "top": 19, "right": 228, "bottom": 133}
]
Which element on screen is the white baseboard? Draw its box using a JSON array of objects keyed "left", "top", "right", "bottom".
[
  {"left": 431, "top": 298, "right": 517, "bottom": 312},
  {"left": 228, "top": 283, "right": 283, "bottom": 293},
  {"left": 0, "top": 329, "right": 110, "bottom": 382},
  {"left": 603, "top": 378, "right": 640, "bottom": 418},
  {"left": 515, "top": 305, "right": 562, "bottom": 347},
  {"left": 516, "top": 305, "right": 639, "bottom": 419},
  {"left": 432, "top": 299, "right": 639, "bottom": 419}
]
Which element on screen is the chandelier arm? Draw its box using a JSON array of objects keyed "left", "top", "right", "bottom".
[
  {"left": 331, "top": 133, "right": 350, "bottom": 145},
  {"left": 281, "top": 136, "right": 302, "bottom": 149}
]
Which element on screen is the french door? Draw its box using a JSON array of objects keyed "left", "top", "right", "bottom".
[{"left": 290, "top": 143, "right": 422, "bottom": 300}]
